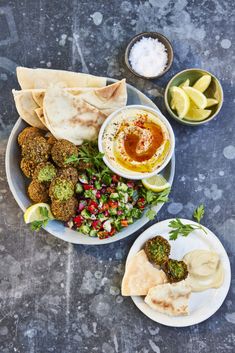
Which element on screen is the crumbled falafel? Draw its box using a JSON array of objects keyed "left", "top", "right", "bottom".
[
  {"left": 22, "top": 136, "right": 51, "bottom": 164},
  {"left": 49, "top": 177, "right": 74, "bottom": 201},
  {"left": 33, "top": 162, "right": 57, "bottom": 183},
  {"left": 20, "top": 158, "right": 37, "bottom": 178},
  {"left": 163, "top": 259, "right": 188, "bottom": 283},
  {"left": 57, "top": 167, "right": 78, "bottom": 185},
  {"left": 28, "top": 180, "right": 49, "bottom": 203},
  {"left": 51, "top": 139, "right": 78, "bottom": 167},
  {"left": 18, "top": 127, "right": 42, "bottom": 147},
  {"left": 145, "top": 236, "right": 171, "bottom": 266},
  {"left": 45, "top": 133, "right": 57, "bottom": 147},
  {"left": 51, "top": 197, "right": 78, "bottom": 222}
]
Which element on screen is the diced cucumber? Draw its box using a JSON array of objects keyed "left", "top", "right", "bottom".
[
  {"left": 78, "top": 174, "right": 88, "bottom": 184},
  {"left": 117, "top": 182, "right": 128, "bottom": 192},
  {"left": 89, "top": 229, "right": 97, "bottom": 237},
  {"left": 79, "top": 225, "right": 90, "bottom": 234},
  {"left": 81, "top": 209, "right": 91, "bottom": 219},
  {"left": 75, "top": 182, "right": 83, "bottom": 193},
  {"left": 110, "top": 192, "right": 119, "bottom": 200}
]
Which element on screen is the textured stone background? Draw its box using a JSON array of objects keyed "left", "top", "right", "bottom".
[{"left": 0, "top": 0, "right": 234, "bottom": 352}]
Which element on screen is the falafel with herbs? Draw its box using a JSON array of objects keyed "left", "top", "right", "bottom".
[
  {"left": 28, "top": 180, "right": 49, "bottom": 203},
  {"left": 51, "top": 197, "right": 78, "bottom": 222},
  {"left": 18, "top": 127, "right": 42, "bottom": 147},
  {"left": 22, "top": 136, "right": 51, "bottom": 164},
  {"left": 46, "top": 133, "right": 57, "bottom": 147},
  {"left": 49, "top": 177, "right": 74, "bottom": 201},
  {"left": 20, "top": 158, "right": 37, "bottom": 178},
  {"left": 33, "top": 162, "right": 57, "bottom": 183},
  {"left": 145, "top": 236, "right": 171, "bottom": 266},
  {"left": 163, "top": 259, "right": 188, "bottom": 283},
  {"left": 57, "top": 167, "right": 78, "bottom": 185},
  {"left": 51, "top": 139, "right": 78, "bottom": 167}
]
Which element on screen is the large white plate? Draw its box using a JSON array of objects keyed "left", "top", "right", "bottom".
[
  {"left": 126, "top": 219, "right": 231, "bottom": 327},
  {"left": 5, "top": 78, "right": 175, "bottom": 245}
]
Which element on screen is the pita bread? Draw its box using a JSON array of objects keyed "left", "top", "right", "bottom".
[
  {"left": 145, "top": 281, "right": 192, "bottom": 316},
  {"left": 35, "top": 107, "right": 46, "bottom": 126},
  {"left": 17, "top": 67, "right": 106, "bottom": 89},
  {"left": 43, "top": 85, "right": 107, "bottom": 145},
  {"left": 32, "top": 79, "right": 127, "bottom": 116},
  {"left": 121, "top": 250, "right": 167, "bottom": 296},
  {"left": 12, "top": 89, "right": 47, "bottom": 130}
]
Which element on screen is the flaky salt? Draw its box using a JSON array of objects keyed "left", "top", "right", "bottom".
[{"left": 129, "top": 37, "right": 168, "bottom": 77}]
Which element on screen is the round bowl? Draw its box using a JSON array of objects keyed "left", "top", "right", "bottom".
[
  {"left": 6, "top": 79, "right": 175, "bottom": 245},
  {"left": 98, "top": 104, "right": 175, "bottom": 180},
  {"left": 125, "top": 32, "right": 174, "bottom": 79},
  {"left": 164, "top": 68, "right": 224, "bottom": 126}
]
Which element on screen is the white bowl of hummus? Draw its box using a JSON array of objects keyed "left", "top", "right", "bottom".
[{"left": 98, "top": 105, "right": 175, "bottom": 179}]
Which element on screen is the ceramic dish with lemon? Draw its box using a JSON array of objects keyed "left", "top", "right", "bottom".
[
  {"left": 165, "top": 69, "right": 223, "bottom": 126},
  {"left": 6, "top": 67, "right": 175, "bottom": 245}
]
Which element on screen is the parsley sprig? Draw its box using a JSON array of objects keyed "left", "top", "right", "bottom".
[
  {"left": 31, "top": 207, "right": 50, "bottom": 232},
  {"left": 168, "top": 218, "right": 207, "bottom": 240},
  {"left": 193, "top": 204, "right": 205, "bottom": 223}
]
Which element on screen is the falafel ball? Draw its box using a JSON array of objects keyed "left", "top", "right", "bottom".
[
  {"left": 51, "top": 197, "right": 78, "bottom": 222},
  {"left": 20, "top": 158, "right": 37, "bottom": 178},
  {"left": 49, "top": 177, "right": 74, "bottom": 201},
  {"left": 163, "top": 259, "right": 188, "bottom": 283},
  {"left": 18, "top": 127, "right": 42, "bottom": 147},
  {"left": 57, "top": 167, "right": 78, "bottom": 185},
  {"left": 33, "top": 162, "right": 57, "bottom": 183},
  {"left": 51, "top": 139, "right": 78, "bottom": 167},
  {"left": 145, "top": 236, "right": 171, "bottom": 266},
  {"left": 28, "top": 180, "right": 49, "bottom": 203},
  {"left": 22, "top": 136, "right": 51, "bottom": 164}
]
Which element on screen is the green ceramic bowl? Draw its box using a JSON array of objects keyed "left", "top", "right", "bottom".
[{"left": 164, "top": 68, "right": 224, "bottom": 126}]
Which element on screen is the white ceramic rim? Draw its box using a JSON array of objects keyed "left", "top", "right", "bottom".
[
  {"left": 98, "top": 104, "right": 175, "bottom": 180},
  {"left": 126, "top": 218, "right": 231, "bottom": 327},
  {"left": 5, "top": 80, "right": 175, "bottom": 245}
]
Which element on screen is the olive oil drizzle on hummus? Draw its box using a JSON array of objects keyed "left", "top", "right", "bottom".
[{"left": 124, "top": 121, "right": 164, "bottom": 162}]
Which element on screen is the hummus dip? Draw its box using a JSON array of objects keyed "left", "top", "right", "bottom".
[
  {"left": 183, "top": 250, "right": 224, "bottom": 292},
  {"left": 102, "top": 108, "right": 170, "bottom": 173}
]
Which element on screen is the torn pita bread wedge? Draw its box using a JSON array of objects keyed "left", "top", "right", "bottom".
[
  {"left": 17, "top": 67, "right": 106, "bottom": 89},
  {"left": 35, "top": 107, "right": 46, "bottom": 126},
  {"left": 43, "top": 85, "right": 107, "bottom": 145},
  {"left": 121, "top": 250, "right": 167, "bottom": 296},
  {"left": 32, "top": 79, "right": 127, "bottom": 116},
  {"left": 12, "top": 89, "right": 47, "bottom": 130},
  {"left": 145, "top": 281, "right": 192, "bottom": 316}
]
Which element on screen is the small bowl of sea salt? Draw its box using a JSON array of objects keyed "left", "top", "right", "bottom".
[{"left": 125, "top": 32, "right": 173, "bottom": 79}]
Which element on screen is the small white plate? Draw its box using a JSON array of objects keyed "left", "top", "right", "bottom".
[{"left": 126, "top": 218, "right": 231, "bottom": 327}]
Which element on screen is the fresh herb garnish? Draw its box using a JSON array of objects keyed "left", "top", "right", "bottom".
[
  {"left": 31, "top": 206, "right": 50, "bottom": 232},
  {"left": 193, "top": 204, "right": 205, "bottom": 223},
  {"left": 168, "top": 218, "right": 207, "bottom": 240},
  {"left": 146, "top": 209, "right": 157, "bottom": 220},
  {"left": 141, "top": 187, "right": 170, "bottom": 205}
]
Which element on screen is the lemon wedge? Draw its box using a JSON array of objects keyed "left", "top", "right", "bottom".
[
  {"left": 24, "top": 203, "right": 53, "bottom": 224},
  {"left": 179, "top": 79, "right": 190, "bottom": 88},
  {"left": 193, "top": 75, "right": 211, "bottom": 92},
  {"left": 206, "top": 98, "right": 218, "bottom": 107},
  {"left": 185, "top": 107, "right": 212, "bottom": 121},
  {"left": 142, "top": 175, "right": 170, "bottom": 192},
  {"left": 183, "top": 86, "right": 207, "bottom": 109},
  {"left": 170, "top": 86, "right": 190, "bottom": 118}
]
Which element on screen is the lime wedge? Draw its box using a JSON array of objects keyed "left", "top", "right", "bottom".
[
  {"left": 185, "top": 107, "right": 212, "bottom": 121},
  {"left": 206, "top": 98, "right": 218, "bottom": 107},
  {"left": 24, "top": 203, "right": 53, "bottom": 224},
  {"left": 179, "top": 79, "right": 190, "bottom": 88},
  {"left": 183, "top": 86, "right": 207, "bottom": 109},
  {"left": 170, "top": 86, "right": 190, "bottom": 118},
  {"left": 193, "top": 75, "right": 211, "bottom": 92},
  {"left": 142, "top": 175, "right": 170, "bottom": 192}
]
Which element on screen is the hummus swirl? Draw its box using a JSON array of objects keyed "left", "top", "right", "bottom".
[{"left": 103, "top": 109, "right": 170, "bottom": 173}]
